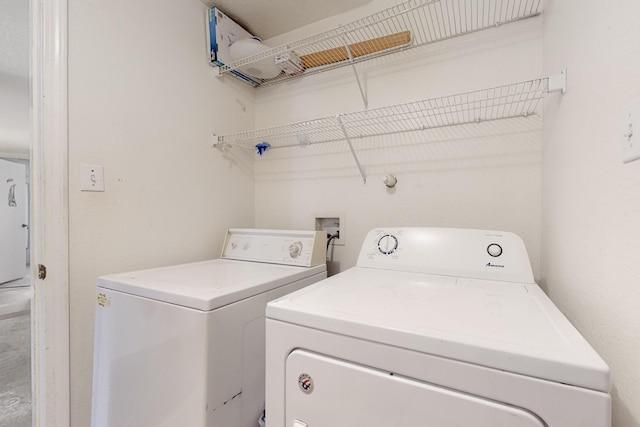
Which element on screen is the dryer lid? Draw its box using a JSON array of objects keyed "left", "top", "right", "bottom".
[
  {"left": 98, "top": 259, "right": 325, "bottom": 311},
  {"left": 267, "top": 267, "right": 611, "bottom": 393}
]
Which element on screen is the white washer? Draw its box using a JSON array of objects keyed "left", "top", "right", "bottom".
[
  {"left": 266, "top": 228, "right": 611, "bottom": 427},
  {"left": 91, "top": 228, "right": 326, "bottom": 427}
]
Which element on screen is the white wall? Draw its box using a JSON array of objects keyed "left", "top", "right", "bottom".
[
  {"left": 0, "top": 73, "right": 29, "bottom": 156},
  {"left": 542, "top": 1, "right": 640, "bottom": 425},
  {"left": 254, "top": 0, "right": 544, "bottom": 277},
  {"left": 0, "top": 0, "right": 30, "bottom": 156},
  {"left": 68, "top": 0, "right": 256, "bottom": 424}
]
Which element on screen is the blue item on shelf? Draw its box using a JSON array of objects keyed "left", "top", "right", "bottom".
[{"left": 256, "top": 142, "right": 271, "bottom": 156}]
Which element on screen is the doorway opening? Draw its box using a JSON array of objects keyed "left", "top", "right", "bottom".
[
  {"left": 0, "top": 142, "right": 32, "bottom": 427},
  {"left": 0, "top": 0, "right": 33, "bottom": 424}
]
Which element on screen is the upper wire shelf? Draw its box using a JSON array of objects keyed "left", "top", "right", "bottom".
[
  {"left": 219, "top": 0, "right": 543, "bottom": 88},
  {"left": 215, "top": 74, "right": 558, "bottom": 149}
]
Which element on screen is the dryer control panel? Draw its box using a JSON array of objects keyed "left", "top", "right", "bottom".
[
  {"left": 357, "top": 227, "right": 534, "bottom": 283},
  {"left": 222, "top": 228, "right": 326, "bottom": 267}
]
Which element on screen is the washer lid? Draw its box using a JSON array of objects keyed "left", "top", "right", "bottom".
[
  {"left": 267, "top": 267, "right": 611, "bottom": 393},
  {"left": 98, "top": 259, "right": 326, "bottom": 311}
]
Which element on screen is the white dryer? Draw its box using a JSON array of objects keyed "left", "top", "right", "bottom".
[
  {"left": 91, "top": 228, "right": 326, "bottom": 427},
  {"left": 265, "top": 228, "right": 611, "bottom": 427}
]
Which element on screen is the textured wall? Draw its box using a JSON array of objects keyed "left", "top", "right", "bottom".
[
  {"left": 254, "top": 0, "right": 544, "bottom": 278},
  {"left": 68, "top": 0, "right": 256, "bottom": 424},
  {"left": 542, "top": 0, "right": 640, "bottom": 425},
  {"left": 0, "top": 74, "right": 29, "bottom": 155},
  {"left": 0, "top": 0, "right": 29, "bottom": 155}
]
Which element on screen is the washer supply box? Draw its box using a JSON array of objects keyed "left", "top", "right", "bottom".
[{"left": 206, "top": 7, "right": 254, "bottom": 82}]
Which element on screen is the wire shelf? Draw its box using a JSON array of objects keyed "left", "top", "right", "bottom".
[
  {"left": 219, "top": 0, "right": 542, "bottom": 87},
  {"left": 216, "top": 76, "right": 550, "bottom": 149}
]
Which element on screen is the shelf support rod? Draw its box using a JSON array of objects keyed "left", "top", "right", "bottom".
[
  {"left": 340, "top": 36, "right": 368, "bottom": 109},
  {"left": 337, "top": 115, "right": 367, "bottom": 184}
]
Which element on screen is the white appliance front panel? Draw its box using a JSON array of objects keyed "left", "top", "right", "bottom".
[
  {"left": 286, "top": 350, "right": 544, "bottom": 427},
  {"left": 266, "top": 320, "right": 611, "bottom": 427},
  {"left": 98, "top": 259, "right": 325, "bottom": 311},
  {"left": 92, "top": 271, "right": 326, "bottom": 427},
  {"left": 92, "top": 288, "right": 208, "bottom": 427},
  {"left": 267, "top": 267, "right": 610, "bottom": 392}
]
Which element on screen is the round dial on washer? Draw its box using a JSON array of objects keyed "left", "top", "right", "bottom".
[
  {"left": 487, "top": 243, "right": 503, "bottom": 257},
  {"left": 289, "top": 241, "right": 303, "bottom": 258},
  {"left": 378, "top": 234, "right": 399, "bottom": 255}
]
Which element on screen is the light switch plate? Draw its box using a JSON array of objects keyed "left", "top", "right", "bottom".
[
  {"left": 621, "top": 98, "right": 640, "bottom": 163},
  {"left": 80, "top": 164, "right": 105, "bottom": 192}
]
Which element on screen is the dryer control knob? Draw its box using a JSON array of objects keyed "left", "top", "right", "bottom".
[
  {"left": 378, "top": 234, "right": 399, "bottom": 255},
  {"left": 487, "top": 243, "right": 503, "bottom": 257},
  {"left": 289, "top": 241, "right": 303, "bottom": 258}
]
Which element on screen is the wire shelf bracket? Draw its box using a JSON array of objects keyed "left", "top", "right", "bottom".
[
  {"left": 340, "top": 35, "right": 369, "bottom": 109},
  {"left": 217, "top": 0, "right": 543, "bottom": 95},
  {"left": 337, "top": 115, "right": 367, "bottom": 184},
  {"left": 547, "top": 68, "right": 567, "bottom": 94},
  {"left": 214, "top": 71, "right": 566, "bottom": 181}
]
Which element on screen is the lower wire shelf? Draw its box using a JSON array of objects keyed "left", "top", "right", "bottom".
[{"left": 214, "top": 71, "right": 566, "bottom": 183}]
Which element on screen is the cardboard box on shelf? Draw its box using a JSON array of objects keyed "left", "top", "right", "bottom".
[{"left": 206, "top": 7, "right": 257, "bottom": 84}]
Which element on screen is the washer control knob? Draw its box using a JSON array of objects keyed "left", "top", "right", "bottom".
[
  {"left": 487, "top": 243, "right": 503, "bottom": 257},
  {"left": 378, "top": 234, "right": 399, "bottom": 255},
  {"left": 242, "top": 239, "right": 251, "bottom": 250},
  {"left": 289, "top": 241, "right": 303, "bottom": 258}
]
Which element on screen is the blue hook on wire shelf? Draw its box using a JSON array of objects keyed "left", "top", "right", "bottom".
[{"left": 255, "top": 142, "right": 271, "bottom": 156}]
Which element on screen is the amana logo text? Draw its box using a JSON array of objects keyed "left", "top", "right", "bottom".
[{"left": 486, "top": 262, "right": 505, "bottom": 268}]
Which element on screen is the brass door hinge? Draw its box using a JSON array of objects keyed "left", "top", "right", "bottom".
[{"left": 38, "top": 264, "right": 47, "bottom": 280}]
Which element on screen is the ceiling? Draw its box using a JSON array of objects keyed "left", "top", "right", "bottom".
[{"left": 205, "top": 0, "right": 373, "bottom": 40}]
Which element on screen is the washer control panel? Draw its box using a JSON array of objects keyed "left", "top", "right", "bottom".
[
  {"left": 221, "top": 229, "right": 326, "bottom": 267},
  {"left": 289, "top": 241, "right": 304, "bottom": 258},
  {"left": 357, "top": 227, "right": 534, "bottom": 283}
]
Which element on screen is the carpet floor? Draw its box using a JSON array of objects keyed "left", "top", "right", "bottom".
[{"left": 0, "top": 284, "right": 32, "bottom": 427}]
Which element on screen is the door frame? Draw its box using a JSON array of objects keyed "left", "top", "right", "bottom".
[{"left": 30, "top": 0, "right": 71, "bottom": 424}]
